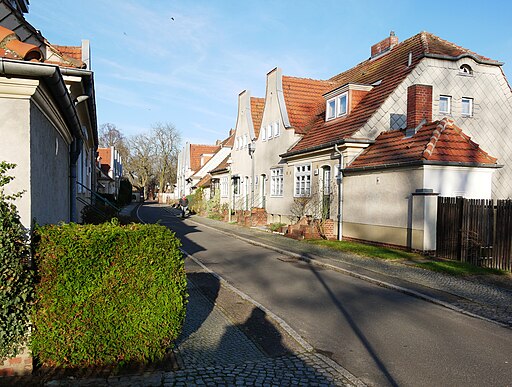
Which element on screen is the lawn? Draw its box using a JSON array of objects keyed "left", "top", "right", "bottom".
[{"left": 304, "top": 239, "right": 507, "bottom": 276}]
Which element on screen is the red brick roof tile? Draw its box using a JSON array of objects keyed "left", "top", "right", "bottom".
[
  {"left": 220, "top": 130, "right": 235, "bottom": 148},
  {"left": 286, "top": 32, "right": 499, "bottom": 156},
  {"left": 250, "top": 97, "right": 265, "bottom": 138},
  {"left": 347, "top": 118, "right": 497, "bottom": 169},
  {"left": 282, "top": 76, "right": 335, "bottom": 134},
  {"left": 53, "top": 45, "right": 82, "bottom": 61},
  {"left": 0, "top": 25, "right": 85, "bottom": 68},
  {"left": 0, "top": 25, "right": 42, "bottom": 61},
  {"left": 190, "top": 144, "right": 220, "bottom": 172}
]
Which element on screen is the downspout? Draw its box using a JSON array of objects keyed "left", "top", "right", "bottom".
[
  {"left": 334, "top": 144, "right": 344, "bottom": 241},
  {"left": 0, "top": 58, "right": 85, "bottom": 222}
]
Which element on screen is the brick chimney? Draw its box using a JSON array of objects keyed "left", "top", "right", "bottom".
[
  {"left": 371, "top": 31, "right": 399, "bottom": 58},
  {"left": 407, "top": 84, "right": 433, "bottom": 130}
]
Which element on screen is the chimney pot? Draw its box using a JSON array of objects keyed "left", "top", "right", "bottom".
[{"left": 371, "top": 32, "right": 399, "bottom": 58}]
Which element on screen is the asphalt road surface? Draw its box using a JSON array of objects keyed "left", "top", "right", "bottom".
[{"left": 138, "top": 203, "right": 512, "bottom": 387}]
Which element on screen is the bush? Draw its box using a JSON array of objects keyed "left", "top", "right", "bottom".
[
  {"left": 31, "top": 220, "right": 187, "bottom": 367},
  {"left": 0, "top": 162, "right": 33, "bottom": 360},
  {"left": 117, "top": 179, "right": 132, "bottom": 207}
]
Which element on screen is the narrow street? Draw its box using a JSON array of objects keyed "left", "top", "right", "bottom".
[{"left": 139, "top": 203, "right": 512, "bottom": 387}]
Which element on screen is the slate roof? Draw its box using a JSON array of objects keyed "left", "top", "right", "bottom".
[
  {"left": 285, "top": 32, "right": 500, "bottom": 156},
  {"left": 347, "top": 118, "right": 498, "bottom": 170},
  {"left": 250, "top": 97, "right": 265, "bottom": 138}
]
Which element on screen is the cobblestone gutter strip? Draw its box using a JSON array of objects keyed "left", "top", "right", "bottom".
[{"left": 181, "top": 212, "right": 512, "bottom": 328}]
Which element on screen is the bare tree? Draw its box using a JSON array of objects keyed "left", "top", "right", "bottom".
[
  {"left": 125, "top": 133, "right": 154, "bottom": 196},
  {"left": 289, "top": 178, "right": 335, "bottom": 239},
  {"left": 150, "top": 122, "right": 181, "bottom": 193},
  {"left": 98, "top": 123, "right": 129, "bottom": 163}
]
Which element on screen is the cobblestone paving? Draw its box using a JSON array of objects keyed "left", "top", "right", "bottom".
[
  {"left": 183, "top": 210, "right": 512, "bottom": 327},
  {"left": 161, "top": 352, "right": 354, "bottom": 386},
  {"left": 173, "top": 283, "right": 267, "bottom": 367}
]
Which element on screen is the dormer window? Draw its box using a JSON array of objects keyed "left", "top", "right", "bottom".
[
  {"left": 460, "top": 64, "right": 473, "bottom": 75},
  {"left": 326, "top": 92, "right": 348, "bottom": 121}
]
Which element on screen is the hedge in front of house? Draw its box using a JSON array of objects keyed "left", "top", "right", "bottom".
[
  {"left": 31, "top": 220, "right": 187, "bottom": 367},
  {"left": 0, "top": 162, "right": 33, "bottom": 361}
]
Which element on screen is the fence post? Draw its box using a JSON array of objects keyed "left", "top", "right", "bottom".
[{"left": 411, "top": 189, "right": 439, "bottom": 251}]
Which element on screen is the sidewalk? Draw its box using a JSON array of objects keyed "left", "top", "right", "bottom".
[{"left": 181, "top": 211, "right": 512, "bottom": 328}]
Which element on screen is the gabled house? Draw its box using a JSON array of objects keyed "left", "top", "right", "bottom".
[
  {"left": 222, "top": 31, "right": 510, "bottom": 250},
  {"left": 230, "top": 90, "right": 264, "bottom": 210},
  {"left": 0, "top": 2, "right": 97, "bottom": 227},
  {"left": 277, "top": 31, "right": 511, "bottom": 246},
  {"left": 253, "top": 68, "right": 334, "bottom": 224},
  {"left": 176, "top": 130, "right": 235, "bottom": 197},
  {"left": 97, "top": 146, "right": 123, "bottom": 199}
]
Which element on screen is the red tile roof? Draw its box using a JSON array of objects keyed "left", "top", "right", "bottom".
[
  {"left": 190, "top": 144, "right": 220, "bottom": 172},
  {"left": 286, "top": 32, "right": 499, "bottom": 156},
  {"left": 282, "top": 76, "right": 335, "bottom": 134},
  {"left": 250, "top": 97, "right": 265, "bottom": 138},
  {"left": 209, "top": 155, "right": 230, "bottom": 175},
  {"left": 195, "top": 173, "right": 212, "bottom": 188},
  {"left": 0, "top": 25, "right": 42, "bottom": 61},
  {"left": 53, "top": 45, "right": 82, "bottom": 61},
  {"left": 220, "top": 130, "right": 235, "bottom": 148},
  {"left": 0, "top": 25, "right": 85, "bottom": 68},
  {"left": 347, "top": 118, "right": 497, "bottom": 170}
]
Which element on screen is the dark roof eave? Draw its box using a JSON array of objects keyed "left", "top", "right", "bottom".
[
  {"left": 281, "top": 138, "right": 375, "bottom": 159},
  {"left": 423, "top": 52, "right": 503, "bottom": 66},
  {"left": 344, "top": 160, "right": 503, "bottom": 174},
  {"left": 210, "top": 167, "right": 228, "bottom": 175}
]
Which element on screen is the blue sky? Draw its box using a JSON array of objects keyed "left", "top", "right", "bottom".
[{"left": 27, "top": 0, "right": 512, "bottom": 145}]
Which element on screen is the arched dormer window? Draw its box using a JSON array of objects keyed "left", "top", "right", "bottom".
[{"left": 460, "top": 64, "right": 473, "bottom": 75}]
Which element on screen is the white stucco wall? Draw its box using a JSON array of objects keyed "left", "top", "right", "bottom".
[
  {"left": 343, "top": 165, "right": 496, "bottom": 248},
  {"left": 423, "top": 165, "right": 495, "bottom": 199},
  {"left": 0, "top": 97, "right": 31, "bottom": 227},
  {"left": 254, "top": 69, "right": 302, "bottom": 220},
  {"left": 232, "top": 91, "right": 257, "bottom": 210}
]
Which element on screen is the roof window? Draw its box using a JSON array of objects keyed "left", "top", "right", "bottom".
[{"left": 459, "top": 64, "right": 473, "bottom": 75}]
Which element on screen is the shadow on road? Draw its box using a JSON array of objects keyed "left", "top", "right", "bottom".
[{"left": 305, "top": 259, "right": 399, "bottom": 387}]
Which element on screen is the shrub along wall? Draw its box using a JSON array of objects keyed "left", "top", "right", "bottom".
[
  {"left": 31, "top": 220, "right": 187, "bottom": 368},
  {"left": 0, "top": 162, "right": 33, "bottom": 371}
]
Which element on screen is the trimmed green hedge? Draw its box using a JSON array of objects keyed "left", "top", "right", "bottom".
[{"left": 31, "top": 220, "right": 187, "bottom": 367}]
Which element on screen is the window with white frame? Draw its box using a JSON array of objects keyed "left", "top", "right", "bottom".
[
  {"left": 270, "top": 168, "right": 283, "bottom": 196},
  {"left": 262, "top": 125, "right": 267, "bottom": 141},
  {"left": 273, "top": 122, "right": 280, "bottom": 137},
  {"left": 338, "top": 93, "right": 347, "bottom": 116},
  {"left": 220, "top": 177, "right": 228, "bottom": 197},
  {"left": 326, "top": 92, "right": 348, "bottom": 121},
  {"left": 294, "top": 164, "right": 311, "bottom": 197},
  {"left": 243, "top": 134, "right": 248, "bottom": 148},
  {"left": 439, "top": 95, "right": 451, "bottom": 114},
  {"left": 461, "top": 97, "right": 473, "bottom": 117},
  {"left": 267, "top": 124, "right": 273, "bottom": 139},
  {"left": 327, "top": 99, "right": 336, "bottom": 120}
]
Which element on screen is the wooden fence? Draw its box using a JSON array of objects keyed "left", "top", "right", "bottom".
[{"left": 436, "top": 197, "right": 512, "bottom": 272}]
